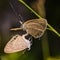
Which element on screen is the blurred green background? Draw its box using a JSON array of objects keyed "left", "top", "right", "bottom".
[{"left": 0, "top": 0, "right": 60, "bottom": 60}]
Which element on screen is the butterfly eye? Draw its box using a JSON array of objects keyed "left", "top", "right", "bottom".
[{"left": 25, "top": 34, "right": 31, "bottom": 40}]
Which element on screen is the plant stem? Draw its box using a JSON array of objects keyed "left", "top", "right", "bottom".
[
  {"left": 19, "top": 0, "right": 42, "bottom": 19},
  {"left": 19, "top": 0, "right": 60, "bottom": 37},
  {"left": 48, "top": 23, "right": 60, "bottom": 37}
]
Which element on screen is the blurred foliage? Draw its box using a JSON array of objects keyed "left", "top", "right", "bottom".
[{"left": 47, "top": 56, "right": 60, "bottom": 60}]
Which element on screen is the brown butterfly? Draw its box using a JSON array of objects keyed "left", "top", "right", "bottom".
[
  {"left": 10, "top": 18, "right": 47, "bottom": 38},
  {"left": 9, "top": 2, "right": 47, "bottom": 38}
]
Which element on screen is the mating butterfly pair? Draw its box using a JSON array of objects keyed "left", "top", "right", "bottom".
[{"left": 4, "top": 18, "right": 47, "bottom": 53}]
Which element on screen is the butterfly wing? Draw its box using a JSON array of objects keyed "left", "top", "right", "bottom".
[
  {"left": 4, "top": 35, "right": 28, "bottom": 53},
  {"left": 23, "top": 18, "right": 47, "bottom": 38}
]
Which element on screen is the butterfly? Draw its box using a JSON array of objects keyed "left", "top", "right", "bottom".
[
  {"left": 4, "top": 33, "right": 31, "bottom": 53},
  {"left": 10, "top": 18, "right": 47, "bottom": 38},
  {"left": 4, "top": 2, "right": 47, "bottom": 53},
  {"left": 9, "top": 2, "right": 47, "bottom": 38}
]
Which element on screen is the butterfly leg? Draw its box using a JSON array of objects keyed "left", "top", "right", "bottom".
[
  {"left": 39, "top": 37, "right": 40, "bottom": 40},
  {"left": 19, "top": 20, "right": 23, "bottom": 25},
  {"left": 22, "top": 33, "right": 29, "bottom": 38},
  {"left": 28, "top": 36, "right": 32, "bottom": 46}
]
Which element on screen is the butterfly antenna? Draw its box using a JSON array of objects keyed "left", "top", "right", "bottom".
[{"left": 9, "top": 2, "right": 23, "bottom": 24}]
